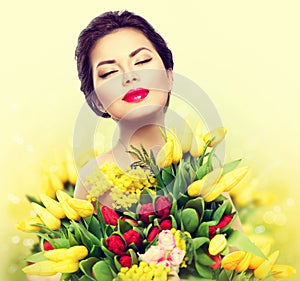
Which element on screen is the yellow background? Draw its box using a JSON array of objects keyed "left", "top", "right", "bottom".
[{"left": 1, "top": 1, "right": 299, "bottom": 280}]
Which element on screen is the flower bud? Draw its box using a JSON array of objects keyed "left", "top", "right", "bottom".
[
  {"left": 44, "top": 246, "right": 88, "bottom": 262},
  {"left": 56, "top": 190, "right": 80, "bottom": 221},
  {"left": 40, "top": 174, "right": 56, "bottom": 199},
  {"left": 254, "top": 250, "right": 279, "bottom": 279},
  {"left": 16, "top": 217, "right": 43, "bottom": 232},
  {"left": 22, "top": 260, "right": 58, "bottom": 276},
  {"left": 222, "top": 251, "right": 246, "bottom": 270},
  {"left": 49, "top": 172, "right": 64, "bottom": 192},
  {"left": 189, "top": 136, "right": 205, "bottom": 158},
  {"left": 40, "top": 193, "right": 65, "bottom": 219},
  {"left": 179, "top": 122, "right": 193, "bottom": 153},
  {"left": 170, "top": 135, "right": 183, "bottom": 164},
  {"left": 156, "top": 140, "right": 174, "bottom": 168},
  {"left": 68, "top": 198, "right": 94, "bottom": 217},
  {"left": 208, "top": 234, "right": 227, "bottom": 256},
  {"left": 219, "top": 166, "right": 249, "bottom": 192},
  {"left": 235, "top": 252, "right": 252, "bottom": 273},
  {"left": 52, "top": 259, "right": 79, "bottom": 273},
  {"left": 203, "top": 127, "right": 227, "bottom": 147},
  {"left": 187, "top": 179, "right": 205, "bottom": 197},
  {"left": 194, "top": 120, "right": 203, "bottom": 137},
  {"left": 272, "top": 264, "right": 296, "bottom": 278},
  {"left": 31, "top": 202, "right": 61, "bottom": 230}
]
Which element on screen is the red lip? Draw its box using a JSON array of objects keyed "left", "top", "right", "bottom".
[{"left": 123, "top": 88, "right": 149, "bottom": 103}]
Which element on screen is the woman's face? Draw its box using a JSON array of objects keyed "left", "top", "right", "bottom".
[{"left": 89, "top": 27, "right": 172, "bottom": 121}]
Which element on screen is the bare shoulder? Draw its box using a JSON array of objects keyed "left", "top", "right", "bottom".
[{"left": 73, "top": 152, "right": 114, "bottom": 199}]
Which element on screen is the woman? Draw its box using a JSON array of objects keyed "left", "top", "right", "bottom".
[
  {"left": 73, "top": 10, "right": 242, "bottom": 229},
  {"left": 74, "top": 10, "right": 174, "bottom": 201}
]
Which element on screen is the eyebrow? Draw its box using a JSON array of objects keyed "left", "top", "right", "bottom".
[{"left": 96, "top": 47, "right": 152, "bottom": 69}]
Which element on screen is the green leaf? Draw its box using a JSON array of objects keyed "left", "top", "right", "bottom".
[
  {"left": 93, "top": 260, "right": 115, "bottom": 281},
  {"left": 181, "top": 208, "right": 200, "bottom": 233},
  {"left": 196, "top": 221, "right": 216, "bottom": 237},
  {"left": 80, "top": 257, "right": 99, "bottom": 279},
  {"left": 222, "top": 159, "right": 242, "bottom": 175},
  {"left": 212, "top": 201, "right": 231, "bottom": 222},
  {"left": 196, "top": 162, "right": 209, "bottom": 180},
  {"left": 79, "top": 276, "right": 95, "bottom": 281},
  {"left": 83, "top": 216, "right": 102, "bottom": 239},
  {"left": 25, "top": 194, "right": 42, "bottom": 205},
  {"left": 185, "top": 197, "right": 205, "bottom": 221},
  {"left": 195, "top": 248, "right": 215, "bottom": 266},
  {"left": 25, "top": 252, "right": 47, "bottom": 263},
  {"left": 195, "top": 260, "right": 213, "bottom": 279},
  {"left": 192, "top": 237, "right": 209, "bottom": 250},
  {"left": 162, "top": 166, "right": 174, "bottom": 186},
  {"left": 227, "top": 230, "right": 266, "bottom": 258}
]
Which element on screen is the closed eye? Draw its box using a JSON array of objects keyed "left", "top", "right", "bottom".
[
  {"left": 135, "top": 58, "right": 152, "bottom": 65},
  {"left": 99, "top": 70, "right": 118, "bottom": 78}
]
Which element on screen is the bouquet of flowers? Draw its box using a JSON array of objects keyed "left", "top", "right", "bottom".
[{"left": 17, "top": 122, "right": 295, "bottom": 281}]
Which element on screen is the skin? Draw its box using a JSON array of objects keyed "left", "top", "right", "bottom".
[
  {"left": 74, "top": 27, "right": 173, "bottom": 200},
  {"left": 74, "top": 27, "right": 243, "bottom": 232}
]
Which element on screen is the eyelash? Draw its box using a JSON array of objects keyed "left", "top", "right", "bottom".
[{"left": 99, "top": 58, "right": 152, "bottom": 78}]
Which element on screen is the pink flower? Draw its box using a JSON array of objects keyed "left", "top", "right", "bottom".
[
  {"left": 147, "top": 226, "right": 161, "bottom": 242},
  {"left": 168, "top": 247, "right": 185, "bottom": 267},
  {"left": 158, "top": 259, "right": 171, "bottom": 268},
  {"left": 138, "top": 245, "right": 165, "bottom": 264},
  {"left": 158, "top": 230, "right": 176, "bottom": 250}
]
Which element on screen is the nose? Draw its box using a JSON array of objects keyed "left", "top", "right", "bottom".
[{"left": 122, "top": 71, "right": 140, "bottom": 86}]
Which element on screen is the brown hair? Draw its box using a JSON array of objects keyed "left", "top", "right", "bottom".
[{"left": 75, "top": 10, "right": 173, "bottom": 117}]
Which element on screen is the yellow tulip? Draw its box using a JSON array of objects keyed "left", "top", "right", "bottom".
[
  {"left": 219, "top": 166, "right": 249, "bottom": 192},
  {"left": 44, "top": 246, "right": 88, "bottom": 262},
  {"left": 208, "top": 234, "right": 227, "bottom": 256},
  {"left": 187, "top": 178, "right": 205, "bottom": 197},
  {"left": 52, "top": 259, "right": 79, "bottom": 273},
  {"left": 203, "top": 127, "right": 227, "bottom": 147},
  {"left": 68, "top": 198, "right": 94, "bottom": 217},
  {"left": 40, "top": 174, "right": 56, "bottom": 199},
  {"left": 31, "top": 202, "right": 61, "bottom": 230},
  {"left": 56, "top": 190, "right": 81, "bottom": 221},
  {"left": 194, "top": 120, "right": 203, "bottom": 137},
  {"left": 249, "top": 241, "right": 271, "bottom": 269},
  {"left": 254, "top": 250, "right": 279, "bottom": 279},
  {"left": 49, "top": 172, "right": 64, "bottom": 192},
  {"left": 40, "top": 193, "right": 65, "bottom": 219},
  {"left": 179, "top": 121, "right": 193, "bottom": 153},
  {"left": 22, "top": 260, "right": 58, "bottom": 276},
  {"left": 235, "top": 252, "right": 252, "bottom": 273},
  {"left": 222, "top": 251, "right": 246, "bottom": 270},
  {"left": 156, "top": 139, "right": 174, "bottom": 168},
  {"left": 66, "top": 150, "right": 78, "bottom": 185},
  {"left": 16, "top": 216, "right": 43, "bottom": 232},
  {"left": 189, "top": 136, "right": 205, "bottom": 158},
  {"left": 170, "top": 135, "right": 183, "bottom": 164},
  {"left": 272, "top": 264, "right": 296, "bottom": 278}
]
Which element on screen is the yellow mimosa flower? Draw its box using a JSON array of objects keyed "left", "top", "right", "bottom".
[
  {"left": 31, "top": 202, "right": 61, "bottom": 230},
  {"left": 208, "top": 234, "right": 227, "bottom": 256},
  {"left": 16, "top": 216, "right": 43, "bottom": 232},
  {"left": 22, "top": 260, "right": 58, "bottom": 276},
  {"left": 203, "top": 127, "right": 227, "bottom": 147},
  {"left": 68, "top": 198, "right": 94, "bottom": 217},
  {"left": 272, "top": 264, "right": 296, "bottom": 278},
  {"left": 156, "top": 139, "right": 174, "bottom": 168},
  {"left": 222, "top": 251, "right": 246, "bottom": 270},
  {"left": 56, "top": 190, "right": 81, "bottom": 221},
  {"left": 39, "top": 193, "right": 65, "bottom": 219}
]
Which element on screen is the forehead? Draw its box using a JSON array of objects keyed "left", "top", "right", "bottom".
[{"left": 90, "top": 28, "right": 156, "bottom": 61}]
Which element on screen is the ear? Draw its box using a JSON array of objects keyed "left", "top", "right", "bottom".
[{"left": 167, "top": 68, "right": 173, "bottom": 92}]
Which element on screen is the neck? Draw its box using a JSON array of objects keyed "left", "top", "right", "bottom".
[{"left": 112, "top": 109, "right": 166, "bottom": 166}]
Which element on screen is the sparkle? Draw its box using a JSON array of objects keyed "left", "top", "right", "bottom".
[
  {"left": 7, "top": 193, "right": 20, "bottom": 204},
  {"left": 10, "top": 103, "right": 18, "bottom": 110},
  {"left": 12, "top": 135, "right": 24, "bottom": 145},
  {"left": 286, "top": 198, "right": 295, "bottom": 206},
  {"left": 11, "top": 235, "right": 20, "bottom": 244},
  {"left": 26, "top": 144, "right": 34, "bottom": 153},
  {"left": 254, "top": 225, "right": 266, "bottom": 234},
  {"left": 23, "top": 238, "right": 35, "bottom": 247},
  {"left": 263, "top": 211, "right": 275, "bottom": 224},
  {"left": 273, "top": 205, "right": 282, "bottom": 213},
  {"left": 8, "top": 264, "right": 18, "bottom": 273}
]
